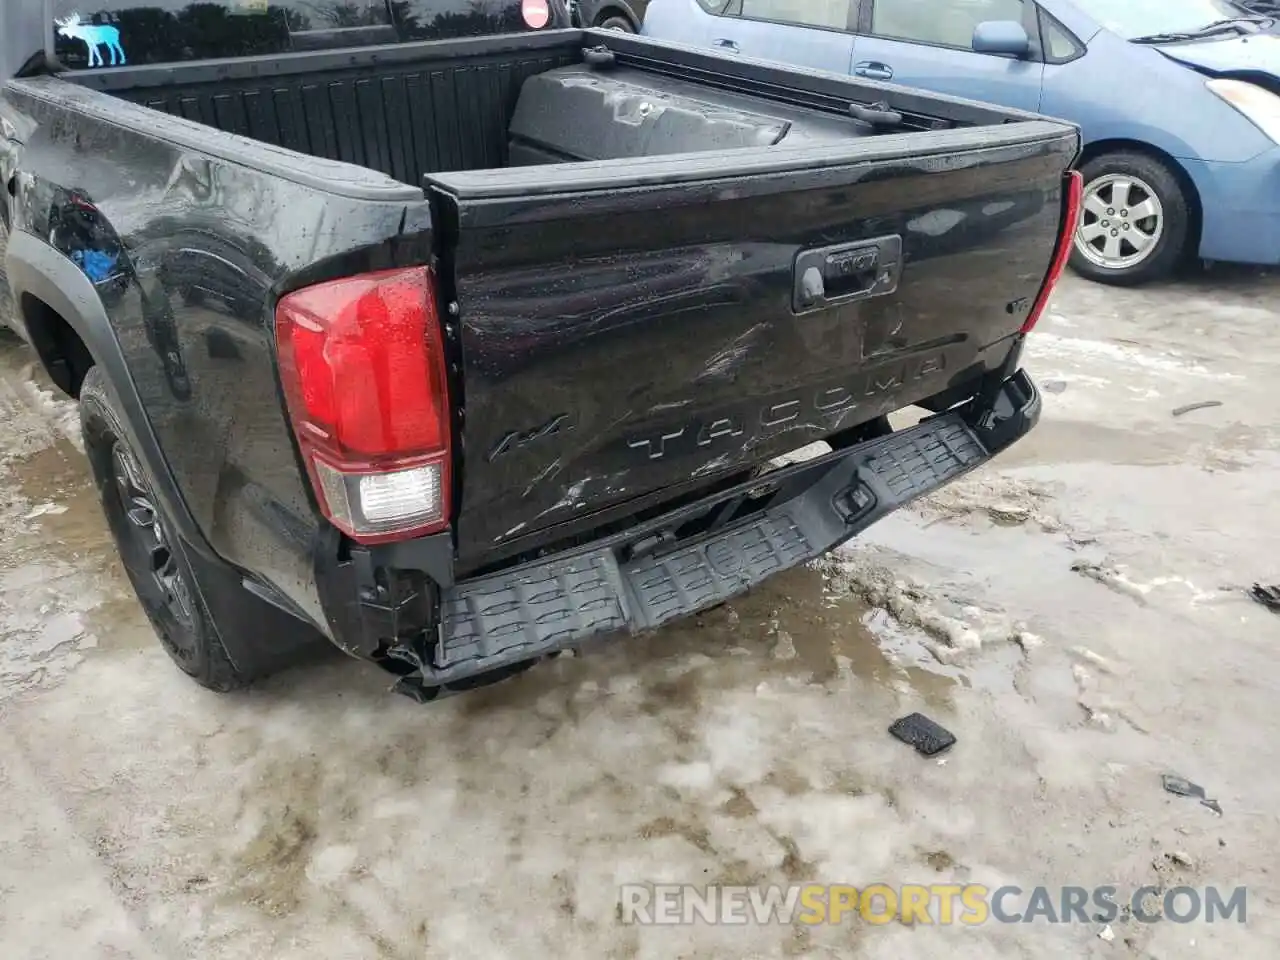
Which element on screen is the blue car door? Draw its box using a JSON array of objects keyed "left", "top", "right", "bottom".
[
  {"left": 851, "top": 0, "right": 1045, "bottom": 112},
  {"left": 699, "top": 0, "right": 857, "bottom": 74}
]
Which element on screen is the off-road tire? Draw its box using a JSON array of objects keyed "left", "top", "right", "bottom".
[
  {"left": 79, "top": 365, "right": 248, "bottom": 691},
  {"left": 597, "top": 13, "right": 636, "bottom": 30}
]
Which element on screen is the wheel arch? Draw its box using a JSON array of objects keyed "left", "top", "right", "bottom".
[
  {"left": 19, "top": 291, "right": 95, "bottom": 399},
  {"left": 5, "top": 229, "right": 213, "bottom": 555},
  {"left": 1077, "top": 138, "right": 1203, "bottom": 258},
  {"left": 592, "top": 2, "right": 639, "bottom": 28},
  {"left": 7, "top": 230, "right": 330, "bottom": 676}
]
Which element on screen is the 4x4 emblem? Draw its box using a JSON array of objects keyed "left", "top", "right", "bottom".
[{"left": 487, "top": 413, "right": 572, "bottom": 461}]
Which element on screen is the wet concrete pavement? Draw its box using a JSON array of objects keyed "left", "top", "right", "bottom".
[{"left": 2, "top": 270, "right": 1280, "bottom": 959}]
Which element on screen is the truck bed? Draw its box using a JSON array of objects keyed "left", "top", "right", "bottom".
[{"left": 66, "top": 30, "right": 1046, "bottom": 180}]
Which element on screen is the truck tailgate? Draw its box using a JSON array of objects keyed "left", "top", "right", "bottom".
[{"left": 427, "top": 123, "right": 1077, "bottom": 566}]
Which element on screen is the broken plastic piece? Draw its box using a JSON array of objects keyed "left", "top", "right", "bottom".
[
  {"left": 393, "top": 677, "right": 442, "bottom": 703},
  {"left": 1162, "top": 774, "right": 1224, "bottom": 815},
  {"left": 1161, "top": 774, "right": 1206, "bottom": 800},
  {"left": 1171, "top": 400, "right": 1222, "bottom": 417},
  {"left": 889, "top": 712, "right": 956, "bottom": 756},
  {"left": 1249, "top": 584, "right": 1280, "bottom": 613}
]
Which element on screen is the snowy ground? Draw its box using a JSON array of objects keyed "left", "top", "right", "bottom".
[{"left": 2, "top": 268, "right": 1279, "bottom": 959}]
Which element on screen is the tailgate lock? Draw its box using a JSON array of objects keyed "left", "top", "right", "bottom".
[{"left": 793, "top": 235, "right": 902, "bottom": 314}]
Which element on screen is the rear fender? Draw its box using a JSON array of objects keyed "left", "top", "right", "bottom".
[
  {"left": 5, "top": 231, "right": 324, "bottom": 674},
  {"left": 5, "top": 229, "right": 206, "bottom": 553}
]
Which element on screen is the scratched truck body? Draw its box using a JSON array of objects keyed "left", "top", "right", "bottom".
[{"left": 1, "top": 10, "right": 1080, "bottom": 699}]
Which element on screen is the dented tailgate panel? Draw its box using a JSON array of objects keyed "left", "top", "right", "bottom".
[{"left": 430, "top": 128, "right": 1077, "bottom": 565}]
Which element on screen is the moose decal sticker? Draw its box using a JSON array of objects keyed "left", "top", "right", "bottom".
[{"left": 55, "top": 14, "right": 128, "bottom": 67}]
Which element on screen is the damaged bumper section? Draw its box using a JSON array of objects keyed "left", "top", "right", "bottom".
[{"left": 316, "top": 370, "right": 1040, "bottom": 696}]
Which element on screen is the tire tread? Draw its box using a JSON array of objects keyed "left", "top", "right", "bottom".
[
  {"left": 1070, "top": 150, "right": 1190, "bottom": 287},
  {"left": 79, "top": 366, "right": 248, "bottom": 692}
]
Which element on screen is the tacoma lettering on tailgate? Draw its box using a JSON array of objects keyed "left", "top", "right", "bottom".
[{"left": 626, "top": 348, "right": 951, "bottom": 463}]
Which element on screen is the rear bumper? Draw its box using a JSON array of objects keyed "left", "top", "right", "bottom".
[
  {"left": 317, "top": 369, "right": 1041, "bottom": 689},
  {"left": 1182, "top": 147, "right": 1280, "bottom": 266}
]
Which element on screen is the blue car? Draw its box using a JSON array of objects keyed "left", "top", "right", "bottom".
[{"left": 643, "top": 0, "right": 1280, "bottom": 285}]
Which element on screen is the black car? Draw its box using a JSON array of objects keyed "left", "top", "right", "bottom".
[{"left": 572, "top": 0, "right": 650, "bottom": 32}]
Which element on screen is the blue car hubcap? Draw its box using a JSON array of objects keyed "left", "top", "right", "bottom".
[{"left": 1076, "top": 173, "right": 1164, "bottom": 271}]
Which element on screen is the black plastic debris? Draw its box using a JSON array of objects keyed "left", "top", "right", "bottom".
[
  {"left": 1171, "top": 400, "right": 1222, "bottom": 417},
  {"left": 1162, "top": 775, "right": 1206, "bottom": 800},
  {"left": 889, "top": 713, "right": 956, "bottom": 757},
  {"left": 1162, "top": 774, "right": 1224, "bottom": 815},
  {"left": 1249, "top": 584, "right": 1280, "bottom": 613}
]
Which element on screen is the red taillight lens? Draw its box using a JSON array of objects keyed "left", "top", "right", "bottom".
[
  {"left": 276, "top": 267, "right": 452, "bottom": 544},
  {"left": 1021, "top": 169, "right": 1083, "bottom": 334}
]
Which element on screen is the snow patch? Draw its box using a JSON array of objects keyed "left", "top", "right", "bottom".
[
  {"left": 1030, "top": 333, "right": 1242, "bottom": 380},
  {"left": 1074, "top": 561, "right": 1226, "bottom": 608},
  {"left": 769, "top": 441, "right": 831, "bottom": 469},
  {"left": 914, "top": 473, "right": 1060, "bottom": 532},
  {"left": 23, "top": 502, "right": 69, "bottom": 520},
  {"left": 826, "top": 553, "right": 1018, "bottom": 664},
  {"left": 20, "top": 377, "right": 84, "bottom": 453}
]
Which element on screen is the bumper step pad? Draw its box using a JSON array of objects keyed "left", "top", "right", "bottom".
[{"left": 434, "top": 412, "right": 990, "bottom": 682}]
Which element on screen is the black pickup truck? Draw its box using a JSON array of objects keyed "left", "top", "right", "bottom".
[{"left": 1, "top": 1, "right": 1080, "bottom": 700}]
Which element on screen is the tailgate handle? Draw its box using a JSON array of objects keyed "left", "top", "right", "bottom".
[{"left": 792, "top": 235, "right": 902, "bottom": 313}]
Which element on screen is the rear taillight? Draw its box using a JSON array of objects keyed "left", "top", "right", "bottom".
[
  {"left": 275, "top": 267, "right": 452, "bottom": 544},
  {"left": 1021, "top": 169, "right": 1083, "bottom": 334}
]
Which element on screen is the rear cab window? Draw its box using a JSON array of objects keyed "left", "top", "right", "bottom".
[{"left": 51, "top": 0, "right": 565, "bottom": 69}]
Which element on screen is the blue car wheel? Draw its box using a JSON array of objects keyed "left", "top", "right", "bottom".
[{"left": 1071, "top": 151, "right": 1192, "bottom": 286}]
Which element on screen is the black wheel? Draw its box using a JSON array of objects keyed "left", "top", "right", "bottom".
[
  {"left": 1069, "top": 151, "right": 1192, "bottom": 287},
  {"left": 80, "top": 366, "right": 248, "bottom": 690},
  {"left": 597, "top": 13, "right": 635, "bottom": 31}
]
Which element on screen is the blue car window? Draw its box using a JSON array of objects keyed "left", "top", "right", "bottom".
[
  {"left": 1039, "top": 9, "right": 1083, "bottom": 61},
  {"left": 736, "top": 0, "right": 850, "bottom": 29},
  {"left": 871, "top": 0, "right": 1024, "bottom": 48}
]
